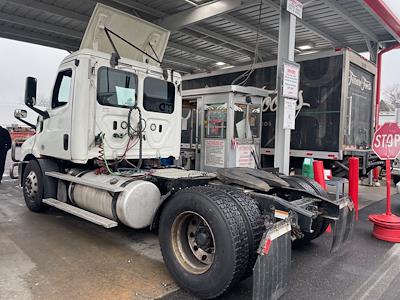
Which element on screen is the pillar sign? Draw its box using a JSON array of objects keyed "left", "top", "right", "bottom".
[
  {"left": 282, "top": 61, "right": 300, "bottom": 99},
  {"left": 286, "top": 0, "right": 303, "bottom": 19},
  {"left": 282, "top": 61, "right": 299, "bottom": 131},
  {"left": 283, "top": 98, "right": 297, "bottom": 130}
]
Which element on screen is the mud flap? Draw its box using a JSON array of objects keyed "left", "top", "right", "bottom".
[
  {"left": 252, "top": 218, "right": 292, "bottom": 300},
  {"left": 331, "top": 198, "right": 355, "bottom": 253}
]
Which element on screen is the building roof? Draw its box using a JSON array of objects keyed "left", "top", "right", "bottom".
[{"left": 0, "top": 0, "right": 399, "bottom": 73}]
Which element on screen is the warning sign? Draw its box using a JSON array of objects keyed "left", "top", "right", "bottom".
[
  {"left": 282, "top": 62, "right": 300, "bottom": 99},
  {"left": 205, "top": 139, "right": 225, "bottom": 167},
  {"left": 235, "top": 144, "right": 256, "bottom": 168},
  {"left": 287, "top": 0, "right": 303, "bottom": 19}
]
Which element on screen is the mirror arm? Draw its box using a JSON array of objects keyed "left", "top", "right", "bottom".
[
  {"left": 27, "top": 105, "right": 49, "bottom": 120},
  {"left": 15, "top": 117, "right": 36, "bottom": 130}
]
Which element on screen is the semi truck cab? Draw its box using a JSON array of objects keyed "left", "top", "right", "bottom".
[{"left": 20, "top": 49, "right": 181, "bottom": 165}]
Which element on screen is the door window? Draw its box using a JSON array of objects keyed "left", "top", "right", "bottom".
[
  {"left": 234, "top": 103, "right": 260, "bottom": 139},
  {"left": 52, "top": 69, "right": 72, "bottom": 109},
  {"left": 204, "top": 103, "right": 227, "bottom": 138}
]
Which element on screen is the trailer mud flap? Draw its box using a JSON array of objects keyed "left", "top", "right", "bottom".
[
  {"left": 252, "top": 219, "right": 291, "bottom": 300},
  {"left": 331, "top": 199, "right": 355, "bottom": 253}
]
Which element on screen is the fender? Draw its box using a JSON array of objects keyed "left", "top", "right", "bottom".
[{"left": 21, "top": 157, "right": 60, "bottom": 199}]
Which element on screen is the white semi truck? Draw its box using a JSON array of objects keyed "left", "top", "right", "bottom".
[{"left": 10, "top": 4, "right": 354, "bottom": 299}]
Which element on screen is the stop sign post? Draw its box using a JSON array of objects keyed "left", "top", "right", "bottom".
[{"left": 369, "top": 122, "right": 400, "bottom": 242}]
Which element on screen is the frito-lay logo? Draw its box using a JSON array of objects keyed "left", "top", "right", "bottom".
[{"left": 349, "top": 70, "right": 372, "bottom": 91}]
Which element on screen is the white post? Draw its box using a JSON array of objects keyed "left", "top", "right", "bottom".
[{"left": 274, "top": 0, "right": 297, "bottom": 175}]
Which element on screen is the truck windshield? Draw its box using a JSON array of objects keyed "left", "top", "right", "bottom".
[
  {"left": 143, "top": 77, "right": 175, "bottom": 114},
  {"left": 97, "top": 67, "right": 138, "bottom": 108}
]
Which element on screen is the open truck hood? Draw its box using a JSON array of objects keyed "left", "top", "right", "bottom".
[{"left": 80, "top": 3, "right": 170, "bottom": 67}]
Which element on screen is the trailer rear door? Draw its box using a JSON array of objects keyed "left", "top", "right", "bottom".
[{"left": 344, "top": 63, "right": 374, "bottom": 149}]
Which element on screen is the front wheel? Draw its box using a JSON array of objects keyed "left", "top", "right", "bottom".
[
  {"left": 159, "top": 186, "right": 249, "bottom": 299},
  {"left": 22, "top": 160, "right": 47, "bottom": 212}
]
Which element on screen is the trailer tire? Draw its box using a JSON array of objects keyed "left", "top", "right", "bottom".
[
  {"left": 159, "top": 186, "right": 249, "bottom": 299},
  {"left": 22, "top": 160, "right": 47, "bottom": 212},
  {"left": 212, "top": 185, "right": 264, "bottom": 278}
]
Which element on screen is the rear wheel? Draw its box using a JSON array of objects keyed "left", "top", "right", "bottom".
[
  {"left": 22, "top": 160, "right": 47, "bottom": 212},
  {"left": 159, "top": 186, "right": 249, "bottom": 299},
  {"left": 212, "top": 185, "right": 264, "bottom": 278}
]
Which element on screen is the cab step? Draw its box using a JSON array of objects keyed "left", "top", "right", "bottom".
[{"left": 43, "top": 198, "right": 118, "bottom": 229}]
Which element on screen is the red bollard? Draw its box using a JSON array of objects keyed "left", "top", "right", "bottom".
[
  {"left": 313, "top": 160, "right": 330, "bottom": 233},
  {"left": 373, "top": 167, "right": 380, "bottom": 182},
  {"left": 348, "top": 157, "right": 359, "bottom": 221},
  {"left": 313, "top": 160, "right": 327, "bottom": 190}
]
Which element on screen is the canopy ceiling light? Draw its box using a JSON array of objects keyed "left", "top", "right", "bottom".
[{"left": 296, "top": 42, "right": 315, "bottom": 51}]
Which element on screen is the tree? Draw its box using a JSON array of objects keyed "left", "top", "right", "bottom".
[
  {"left": 380, "top": 99, "right": 394, "bottom": 112},
  {"left": 383, "top": 84, "right": 400, "bottom": 108}
]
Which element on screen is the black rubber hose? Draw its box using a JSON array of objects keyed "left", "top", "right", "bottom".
[
  {"left": 136, "top": 107, "right": 143, "bottom": 169},
  {"left": 127, "top": 105, "right": 143, "bottom": 169}
]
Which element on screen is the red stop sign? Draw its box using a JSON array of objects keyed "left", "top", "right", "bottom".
[{"left": 372, "top": 122, "right": 400, "bottom": 160}]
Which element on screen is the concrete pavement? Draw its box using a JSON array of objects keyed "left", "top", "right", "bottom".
[{"left": 1, "top": 151, "right": 400, "bottom": 300}]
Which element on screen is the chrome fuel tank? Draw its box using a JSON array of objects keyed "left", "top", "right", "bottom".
[{"left": 70, "top": 172, "right": 161, "bottom": 229}]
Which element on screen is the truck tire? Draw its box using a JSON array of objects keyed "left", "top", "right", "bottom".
[
  {"left": 22, "top": 160, "right": 47, "bottom": 212},
  {"left": 159, "top": 186, "right": 249, "bottom": 299},
  {"left": 212, "top": 185, "right": 264, "bottom": 278}
]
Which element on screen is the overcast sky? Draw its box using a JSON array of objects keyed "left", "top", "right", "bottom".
[{"left": 0, "top": 0, "right": 399, "bottom": 126}]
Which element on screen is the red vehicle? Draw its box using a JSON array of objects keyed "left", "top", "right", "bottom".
[{"left": 8, "top": 126, "right": 35, "bottom": 145}]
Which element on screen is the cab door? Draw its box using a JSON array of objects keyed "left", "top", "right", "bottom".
[{"left": 36, "top": 63, "right": 75, "bottom": 160}]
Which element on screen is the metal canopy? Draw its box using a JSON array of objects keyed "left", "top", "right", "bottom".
[{"left": 0, "top": 0, "right": 399, "bottom": 73}]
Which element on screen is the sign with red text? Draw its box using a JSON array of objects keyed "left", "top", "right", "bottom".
[
  {"left": 235, "top": 144, "right": 256, "bottom": 168},
  {"left": 287, "top": 0, "right": 303, "bottom": 19},
  {"left": 372, "top": 122, "right": 400, "bottom": 160},
  {"left": 205, "top": 139, "right": 225, "bottom": 167},
  {"left": 282, "top": 62, "right": 300, "bottom": 99}
]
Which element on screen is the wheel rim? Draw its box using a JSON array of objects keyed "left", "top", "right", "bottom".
[
  {"left": 24, "top": 170, "right": 39, "bottom": 200},
  {"left": 171, "top": 211, "right": 215, "bottom": 274}
]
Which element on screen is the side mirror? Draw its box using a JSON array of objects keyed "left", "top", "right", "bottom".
[
  {"left": 14, "top": 108, "right": 36, "bottom": 129},
  {"left": 14, "top": 109, "right": 27, "bottom": 119},
  {"left": 25, "top": 77, "right": 37, "bottom": 106}
]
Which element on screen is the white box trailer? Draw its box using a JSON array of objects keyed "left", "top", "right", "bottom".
[{"left": 182, "top": 49, "right": 382, "bottom": 176}]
